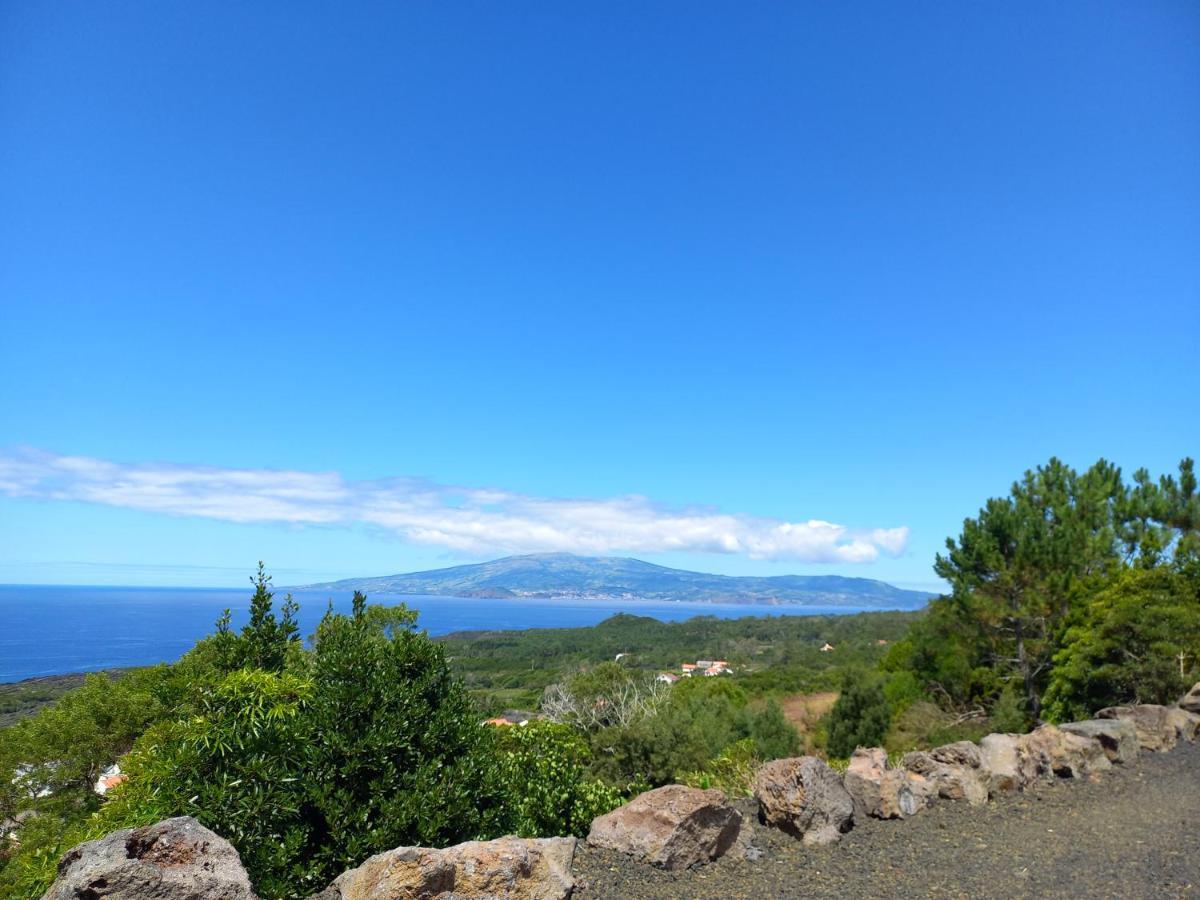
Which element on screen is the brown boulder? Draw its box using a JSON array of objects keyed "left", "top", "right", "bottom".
[
  {"left": 44, "top": 817, "right": 256, "bottom": 900},
  {"left": 1165, "top": 706, "right": 1200, "bottom": 742},
  {"left": 844, "top": 747, "right": 934, "bottom": 819},
  {"left": 1096, "top": 705, "right": 1178, "bottom": 752},
  {"left": 317, "top": 836, "right": 576, "bottom": 900},
  {"left": 978, "top": 733, "right": 1025, "bottom": 795},
  {"left": 586, "top": 785, "right": 740, "bottom": 870},
  {"left": 1019, "top": 724, "right": 1111, "bottom": 780},
  {"left": 1179, "top": 682, "right": 1200, "bottom": 714},
  {"left": 929, "top": 741, "right": 983, "bottom": 770},
  {"left": 753, "top": 756, "right": 854, "bottom": 846},
  {"left": 1059, "top": 719, "right": 1139, "bottom": 765},
  {"left": 901, "top": 749, "right": 988, "bottom": 806}
]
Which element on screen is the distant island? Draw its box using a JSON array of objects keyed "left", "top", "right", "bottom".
[{"left": 290, "top": 552, "right": 934, "bottom": 609}]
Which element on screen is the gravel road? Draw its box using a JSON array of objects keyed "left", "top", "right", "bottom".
[{"left": 574, "top": 741, "right": 1200, "bottom": 899}]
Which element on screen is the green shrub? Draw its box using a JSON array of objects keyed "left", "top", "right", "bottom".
[
  {"left": 881, "top": 670, "right": 925, "bottom": 716},
  {"left": 4, "top": 586, "right": 511, "bottom": 899},
  {"left": 1043, "top": 568, "right": 1200, "bottom": 722},
  {"left": 298, "top": 593, "right": 508, "bottom": 883},
  {"left": 584, "top": 677, "right": 747, "bottom": 786},
  {"left": 679, "top": 738, "right": 760, "bottom": 797},
  {"left": 495, "top": 721, "right": 623, "bottom": 837},
  {"left": 738, "top": 699, "right": 799, "bottom": 761},
  {"left": 825, "top": 670, "right": 891, "bottom": 757},
  {"left": 882, "top": 700, "right": 991, "bottom": 754},
  {"left": 988, "top": 683, "right": 1030, "bottom": 733}
]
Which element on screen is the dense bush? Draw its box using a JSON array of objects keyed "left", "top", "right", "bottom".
[
  {"left": 1042, "top": 568, "right": 1200, "bottom": 722},
  {"left": 679, "top": 738, "right": 760, "bottom": 797},
  {"left": 299, "top": 594, "right": 508, "bottom": 880},
  {"left": 881, "top": 700, "right": 991, "bottom": 753},
  {"left": 576, "top": 675, "right": 799, "bottom": 786},
  {"left": 0, "top": 578, "right": 513, "bottom": 899},
  {"left": 494, "top": 721, "right": 623, "bottom": 838},
  {"left": 739, "top": 698, "right": 799, "bottom": 760},
  {"left": 110, "top": 669, "right": 318, "bottom": 896},
  {"left": 825, "top": 670, "right": 891, "bottom": 758}
]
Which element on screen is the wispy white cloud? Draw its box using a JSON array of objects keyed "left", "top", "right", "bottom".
[{"left": 0, "top": 448, "right": 910, "bottom": 564}]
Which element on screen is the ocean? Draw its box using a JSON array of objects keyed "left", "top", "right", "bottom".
[{"left": 0, "top": 584, "right": 872, "bottom": 683}]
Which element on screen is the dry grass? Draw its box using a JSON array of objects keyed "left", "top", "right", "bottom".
[{"left": 779, "top": 690, "right": 838, "bottom": 752}]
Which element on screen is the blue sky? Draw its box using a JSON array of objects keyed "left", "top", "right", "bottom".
[{"left": 1, "top": 2, "right": 1196, "bottom": 591}]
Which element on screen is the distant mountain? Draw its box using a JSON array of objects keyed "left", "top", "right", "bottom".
[{"left": 292, "top": 553, "right": 934, "bottom": 609}]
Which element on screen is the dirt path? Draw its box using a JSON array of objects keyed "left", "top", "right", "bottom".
[{"left": 574, "top": 741, "right": 1200, "bottom": 899}]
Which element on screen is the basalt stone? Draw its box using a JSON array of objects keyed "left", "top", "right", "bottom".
[
  {"left": 901, "top": 750, "right": 988, "bottom": 806},
  {"left": 315, "top": 836, "right": 576, "bottom": 900},
  {"left": 844, "top": 747, "right": 935, "bottom": 820},
  {"left": 1096, "top": 705, "right": 1178, "bottom": 752},
  {"left": 1179, "top": 682, "right": 1200, "bottom": 714},
  {"left": 587, "top": 784, "right": 741, "bottom": 870},
  {"left": 44, "top": 816, "right": 256, "bottom": 900},
  {"left": 929, "top": 741, "right": 983, "bottom": 770},
  {"left": 1165, "top": 706, "right": 1200, "bottom": 742},
  {"left": 1060, "top": 719, "right": 1139, "bottom": 765},
  {"left": 753, "top": 756, "right": 854, "bottom": 846},
  {"left": 979, "top": 733, "right": 1025, "bottom": 796},
  {"left": 1019, "top": 724, "right": 1111, "bottom": 780}
]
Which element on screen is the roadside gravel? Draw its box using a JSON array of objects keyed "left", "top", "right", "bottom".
[{"left": 574, "top": 741, "right": 1200, "bottom": 899}]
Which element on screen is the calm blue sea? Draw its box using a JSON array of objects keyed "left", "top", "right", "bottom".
[{"left": 0, "top": 584, "right": 871, "bottom": 683}]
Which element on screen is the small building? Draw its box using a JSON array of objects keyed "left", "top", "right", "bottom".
[
  {"left": 876, "top": 639, "right": 890, "bottom": 646},
  {"left": 481, "top": 710, "right": 533, "bottom": 727},
  {"left": 820, "top": 642, "right": 835, "bottom": 653},
  {"left": 657, "top": 672, "right": 680, "bottom": 684},
  {"left": 94, "top": 764, "right": 127, "bottom": 795},
  {"left": 680, "top": 663, "right": 697, "bottom": 677}
]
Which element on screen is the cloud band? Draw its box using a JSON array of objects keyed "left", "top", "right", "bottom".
[{"left": 0, "top": 448, "right": 909, "bottom": 563}]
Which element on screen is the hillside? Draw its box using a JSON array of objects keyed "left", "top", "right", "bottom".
[{"left": 292, "top": 553, "right": 934, "bottom": 608}]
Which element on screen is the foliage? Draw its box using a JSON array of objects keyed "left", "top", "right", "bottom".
[
  {"left": 298, "top": 592, "right": 507, "bottom": 882},
  {"left": 679, "top": 738, "right": 761, "bottom": 798},
  {"left": 0, "top": 574, "right": 512, "bottom": 899},
  {"left": 881, "top": 701, "right": 991, "bottom": 754},
  {"left": 109, "top": 669, "right": 317, "bottom": 897},
  {"left": 931, "top": 458, "right": 1125, "bottom": 719},
  {"left": 739, "top": 698, "right": 799, "bottom": 760},
  {"left": 988, "top": 682, "right": 1031, "bottom": 733},
  {"left": 880, "top": 669, "right": 925, "bottom": 716},
  {"left": 825, "top": 670, "right": 891, "bottom": 757},
  {"left": 202, "top": 562, "right": 302, "bottom": 675},
  {"left": 585, "top": 676, "right": 754, "bottom": 786},
  {"left": 1042, "top": 568, "right": 1200, "bottom": 722},
  {"left": 0, "top": 666, "right": 170, "bottom": 807},
  {"left": 908, "top": 457, "right": 1198, "bottom": 719},
  {"left": 0, "top": 666, "right": 177, "bottom": 898},
  {"left": 448, "top": 610, "right": 917, "bottom": 715},
  {"left": 0, "top": 672, "right": 130, "bottom": 728},
  {"left": 494, "top": 722, "right": 623, "bottom": 838}
]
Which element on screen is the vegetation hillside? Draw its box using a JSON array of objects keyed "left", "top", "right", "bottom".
[{"left": 1, "top": 456, "right": 1195, "bottom": 899}]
